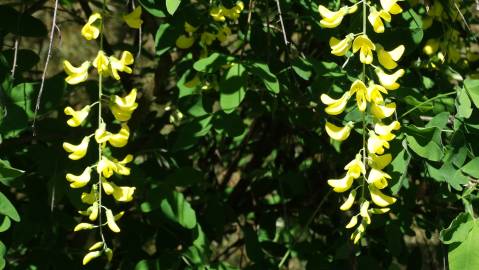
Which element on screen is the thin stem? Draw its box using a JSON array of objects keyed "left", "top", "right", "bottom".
[
  {"left": 360, "top": 0, "right": 367, "bottom": 199},
  {"left": 400, "top": 91, "right": 456, "bottom": 118}
]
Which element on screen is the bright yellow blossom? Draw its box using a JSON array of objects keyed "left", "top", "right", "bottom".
[
  {"left": 210, "top": 7, "right": 225, "bottom": 22},
  {"left": 367, "top": 131, "right": 391, "bottom": 155},
  {"left": 106, "top": 208, "right": 121, "bottom": 232},
  {"left": 349, "top": 80, "right": 368, "bottom": 111},
  {"left": 368, "top": 8, "right": 391, "bottom": 33},
  {"left": 63, "top": 137, "right": 90, "bottom": 160},
  {"left": 93, "top": 50, "right": 109, "bottom": 75},
  {"left": 81, "top": 186, "right": 97, "bottom": 205},
  {"left": 325, "top": 121, "right": 353, "bottom": 141},
  {"left": 63, "top": 60, "right": 90, "bottom": 85},
  {"left": 345, "top": 215, "right": 358, "bottom": 228},
  {"left": 329, "top": 34, "right": 354, "bottom": 56},
  {"left": 360, "top": 201, "right": 371, "bottom": 224},
  {"left": 374, "top": 121, "right": 400, "bottom": 137},
  {"left": 109, "top": 51, "right": 134, "bottom": 80},
  {"left": 353, "top": 35, "right": 375, "bottom": 64},
  {"left": 377, "top": 44, "right": 405, "bottom": 69},
  {"left": 318, "top": 6, "right": 348, "bottom": 28},
  {"left": 66, "top": 167, "right": 92, "bottom": 188},
  {"left": 371, "top": 102, "right": 396, "bottom": 119},
  {"left": 74, "top": 222, "right": 95, "bottom": 232},
  {"left": 344, "top": 154, "right": 366, "bottom": 179},
  {"left": 340, "top": 189, "right": 357, "bottom": 211},
  {"left": 64, "top": 105, "right": 90, "bottom": 127},
  {"left": 82, "top": 250, "right": 102, "bottom": 265},
  {"left": 327, "top": 173, "right": 354, "bottom": 193},
  {"left": 369, "top": 184, "right": 396, "bottom": 207},
  {"left": 380, "top": 0, "right": 403, "bottom": 15},
  {"left": 366, "top": 83, "right": 387, "bottom": 104},
  {"left": 110, "top": 88, "right": 138, "bottom": 122},
  {"left": 369, "top": 153, "right": 392, "bottom": 170},
  {"left": 320, "top": 92, "right": 351, "bottom": 115},
  {"left": 102, "top": 180, "right": 135, "bottom": 202},
  {"left": 108, "top": 123, "right": 130, "bottom": 148},
  {"left": 123, "top": 6, "right": 143, "bottom": 29},
  {"left": 367, "top": 168, "right": 391, "bottom": 189},
  {"left": 81, "top": 13, "right": 102, "bottom": 40},
  {"left": 95, "top": 122, "right": 110, "bottom": 144},
  {"left": 375, "top": 68, "right": 404, "bottom": 90}
]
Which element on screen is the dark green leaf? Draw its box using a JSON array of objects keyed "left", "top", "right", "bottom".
[
  {"left": 166, "top": 0, "right": 181, "bottom": 15},
  {"left": 0, "top": 192, "right": 20, "bottom": 222},
  {"left": 440, "top": 213, "right": 474, "bottom": 244}
]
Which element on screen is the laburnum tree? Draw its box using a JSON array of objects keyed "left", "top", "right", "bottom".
[{"left": 0, "top": 0, "right": 478, "bottom": 269}]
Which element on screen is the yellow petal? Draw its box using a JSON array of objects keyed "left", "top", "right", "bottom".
[
  {"left": 64, "top": 105, "right": 90, "bottom": 127},
  {"left": 349, "top": 80, "right": 368, "bottom": 111},
  {"left": 66, "top": 167, "right": 92, "bottom": 188},
  {"left": 374, "top": 121, "right": 400, "bottom": 136},
  {"left": 123, "top": 6, "right": 143, "bottom": 29},
  {"left": 106, "top": 209, "right": 121, "bottom": 233},
  {"left": 320, "top": 92, "right": 351, "bottom": 115},
  {"left": 95, "top": 122, "right": 111, "bottom": 144},
  {"left": 329, "top": 34, "right": 354, "bottom": 56},
  {"left": 93, "top": 50, "right": 110, "bottom": 75},
  {"left": 366, "top": 83, "right": 386, "bottom": 104},
  {"left": 359, "top": 201, "right": 371, "bottom": 224},
  {"left": 340, "top": 189, "right": 357, "bottom": 211},
  {"left": 367, "top": 131, "right": 390, "bottom": 155},
  {"left": 327, "top": 174, "right": 354, "bottom": 193},
  {"left": 370, "top": 207, "right": 391, "bottom": 214},
  {"left": 368, "top": 8, "right": 385, "bottom": 33},
  {"left": 344, "top": 155, "right": 366, "bottom": 178},
  {"left": 369, "top": 184, "right": 396, "bottom": 207},
  {"left": 74, "top": 222, "right": 95, "bottom": 232},
  {"left": 318, "top": 6, "right": 348, "bottom": 28},
  {"left": 110, "top": 89, "right": 138, "bottom": 122},
  {"left": 108, "top": 123, "right": 130, "bottom": 148},
  {"left": 380, "top": 0, "right": 403, "bottom": 14},
  {"left": 210, "top": 7, "right": 225, "bottom": 22},
  {"left": 63, "top": 60, "right": 90, "bottom": 85},
  {"left": 371, "top": 102, "right": 396, "bottom": 119},
  {"left": 377, "top": 44, "right": 405, "bottom": 69},
  {"left": 325, "top": 121, "right": 353, "bottom": 141},
  {"left": 368, "top": 153, "right": 392, "bottom": 170},
  {"left": 89, "top": 202, "right": 99, "bottom": 221},
  {"left": 353, "top": 35, "right": 375, "bottom": 64},
  {"left": 345, "top": 215, "right": 358, "bottom": 228},
  {"left": 81, "top": 13, "right": 102, "bottom": 40},
  {"left": 63, "top": 137, "right": 90, "bottom": 160},
  {"left": 82, "top": 251, "right": 102, "bottom": 265},
  {"left": 367, "top": 168, "right": 391, "bottom": 189},
  {"left": 88, "top": 241, "right": 104, "bottom": 251}
]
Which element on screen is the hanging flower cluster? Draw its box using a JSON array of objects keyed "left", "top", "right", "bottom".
[
  {"left": 319, "top": 0, "right": 405, "bottom": 244},
  {"left": 175, "top": 1, "right": 243, "bottom": 51},
  {"left": 62, "top": 7, "right": 141, "bottom": 265}
]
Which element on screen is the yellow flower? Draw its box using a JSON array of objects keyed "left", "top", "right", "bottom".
[
  {"left": 81, "top": 187, "right": 97, "bottom": 204},
  {"left": 366, "top": 83, "right": 387, "bottom": 104},
  {"left": 88, "top": 241, "right": 103, "bottom": 251},
  {"left": 223, "top": 2, "right": 244, "bottom": 20},
  {"left": 369, "top": 185, "right": 396, "bottom": 207},
  {"left": 95, "top": 122, "right": 111, "bottom": 144},
  {"left": 371, "top": 102, "right": 396, "bottom": 119},
  {"left": 184, "top": 22, "right": 198, "bottom": 33},
  {"left": 66, "top": 167, "right": 92, "bottom": 188},
  {"left": 63, "top": 136, "right": 90, "bottom": 160},
  {"left": 345, "top": 215, "right": 358, "bottom": 228},
  {"left": 375, "top": 68, "right": 404, "bottom": 90},
  {"left": 320, "top": 92, "right": 351, "bottom": 115},
  {"left": 200, "top": 32, "right": 216, "bottom": 46},
  {"left": 327, "top": 173, "right": 354, "bottom": 193},
  {"left": 82, "top": 250, "right": 102, "bottom": 266},
  {"left": 325, "top": 121, "right": 353, "bottom": 141},
  {"left": 329, "top": 34, "right": 354, "bottom": 56},
  {"left": 368, "top": 8, "right": 391, "bottom": 33},
  {"left": 370, "top": 208, "right": 391, "bottom": 214},
  {"left": 367, "top": 168, "right": 391, "bottom": 189},
  {"left": 344, "top": 154, "right": 366, "bottom": 179},
  {"left": 210, "top": 7, "right": 225, "bottom": 22},
  {"left": 81, "top": 13, "right": 102, "bottom": 40},
  {"left": 93, "top": 50, "right": 110, "bottom": 75},
  {"left": 123, "top": 6, "right": 143, "bottom": 29},
  {"left": 377, "top": 44, "right": 405, "bottom": 69},
  {"left": 176, "top": 35, "right": 195, "bottom": 49},
  {"left": 106, "top": 208, "right": 121, "bottom": 233},
  {"left": 367, "top": 131, "right": 390, "bottom": 155},
  {"left": 74, "top": 222, "right": 95, "bottom": 232},
  {"left": 110, "top": 88, "right": 138, "bottom": 122},
  {"left": 88, "top": 202, "right": 99, "bottom": 221},
  {"left": 318, "top": 6, "right": 348, "bottom": 28},
  {"left": 63, "top": 60, "right": 90, "bottom": 85},
  {"left": 340, "top": 189, "right": 357, "bottom": 211},
  {"left": 102, "top": 179, "right": 135, "bottom": 202},
  {"left": 349, "top": 80, "right": 368, "bottom": 111},
  {"left": 423, "top": 38, "right": 440, "bottom": 55},
  {"left": 353, "top": 35, "right": 375, "bottom": 64},
  {"left": 97, "top": 154, "right": 133, "bottom": 178},
  {"left": 380, "top": 0, "right": 403, "bottom": 15},
  {"left": 64, "top": 105, "right": 90, "bottom": 127},
  {"left": 113, "top": 154, "right": 134, "bottom": 175},
  {"left": 108, "top": 123, "right": 130, "bottom": 148},
  {"left": 109, "top": 51, "right": 134, "bottom": 80},
  {"left": 368, "top": 153, "right": 392, "bottom": 170},
  {"left": 374, "top": 121, "right": 400, "bottom": 137},
  {"left": 359, "top": 201, "right": 371, "bottom": 224},
  {"left": 217, "top": 26, "right": 232, "bottom": 43}
]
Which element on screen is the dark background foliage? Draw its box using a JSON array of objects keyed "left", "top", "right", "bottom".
[{"left": 0, "top": 0, "right": 479, "bottom": 269}]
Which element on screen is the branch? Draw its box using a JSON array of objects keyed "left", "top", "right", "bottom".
[
  {"left": 275, "top": 0, "right": 289, "bottom": 47},
  {"left": 32, "top": 0, "right": 59, "bottom": 134}
]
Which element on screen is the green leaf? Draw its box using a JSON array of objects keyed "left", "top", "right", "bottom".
[
  {"left": 292, "top": 57, "right": 313, "bottom": 80},
  {"left": 448, "top": 169, "right": 470, "bottom": 191},
  {"left": 449, "top": 225, "right": 479, "bottom": 270},
  {"left": 461, "top": 157, "right": 479, "bottom": 178},
  {"left": 155, "top": 23, "right": 181, "bottom": 56},
  {"left": 220, "top": 63, "right": 246, "bottom": 112},
  {"left": 464, "top": 79, "right": 479, "bottom": 109},
  {"left": 0, "top": 241, "right": 5, "bottom": 270},
  {"left": 160, "top": 191, "right": 197, "bottom": 229},
  {"left": 0, "top": 159, "right": 24, "bottom": 186},
  {"left": 440, "top": 213, "right": 474, "bottom": 244},
  {"left": 0, "top": 216, "right": 10, "bottom": 233},
  {"left": 193, "top": 53, "right": 231, "bottom": 73},
  {"left": 4, "top": 82, "right": 36, "bottom": 118},
  {"left": 139, "top": 0, "right": 167, "bottom": 17},
  {"left": 405, "top": 125, "right": 443, "bottom": 161},
  {"left": 166, "top": 0, "right": 181, "bottom": 15},
  {"left": 173, "top": 115, "right": 212, "bottom": 151},
  {"left": 0, "top": 192, "right": 20, "bottom": 222},
  {"left": 456, "top": 88, "right": 473, "bottom": 119},
  {"left": 248, "top": 63, "right": 280, "bottom": 94}
]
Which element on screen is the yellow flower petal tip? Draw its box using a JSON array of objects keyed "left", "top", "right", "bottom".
[
  {"left": 340, "top": 190, "right": 357, "bottom": 211},
  {"left": 353, "top": 35, "right": 375, "bottom": 64},
  {"left": 325, "top": 121, "right": 353, "bottom": 141},
  {"left": 109, "top": 51, "right": 134, "bottom": 80},
  {"left": 368, "top": 8, "right": 391, "bottom": 33},
  {"left": 110, "top": 88, "right": 138, "bottom": 121},
  {"left": 82, "top": 251, "right": 102, "bottom": 265},
  {"left": 377, "top": 44, "right": 405, "bottom": 69},
  {"left": 66, "top": 167, "right": 92, "bottom": 188},
  {"left": 106, "top": 209, "right": 121, "bottom": 233},
  {"left": 380, "top": 0, "right": 403, "bottom": 15},
  {"left": 369, "top": 185, "right": 397, "bottom": 207},
  {"left": 123, "top": 6, "right": 143, "bottom": 29},
  {"left": 320, "top": 92, "right": 351, "bottom": 115},
  {"left": 63, "top": 60, "right": 90, "bottom": 85},
  {"left": 64, "top": 105, "right": 90, "bottom": 127},
  {"left": 329, "top": 34, "right": 354, "bottom": 56},
  {"left": 318, "top": 6, "right": 348, "bottom": 28},
  {"left": 375, "top": 68, "right": 404, "bottom": 90},
  {"left": 327, "top": 174, "right": 354, "bottom": 193}
]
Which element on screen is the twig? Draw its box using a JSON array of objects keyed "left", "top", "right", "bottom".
[
  {"left": 131, "top": 0, "right": 142, "bottom": 59},
  {"left": 32, "top": 0, "right": 60, "bottom": 134},
  {"left": 454, "top": 2, "right": 471, "bottom": 31},
  {"left": 10, "top": 38, "right": 19, "bottom": 78},
  {"left": 275, "top": 0, "right": 289, "bottom": 46}
]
